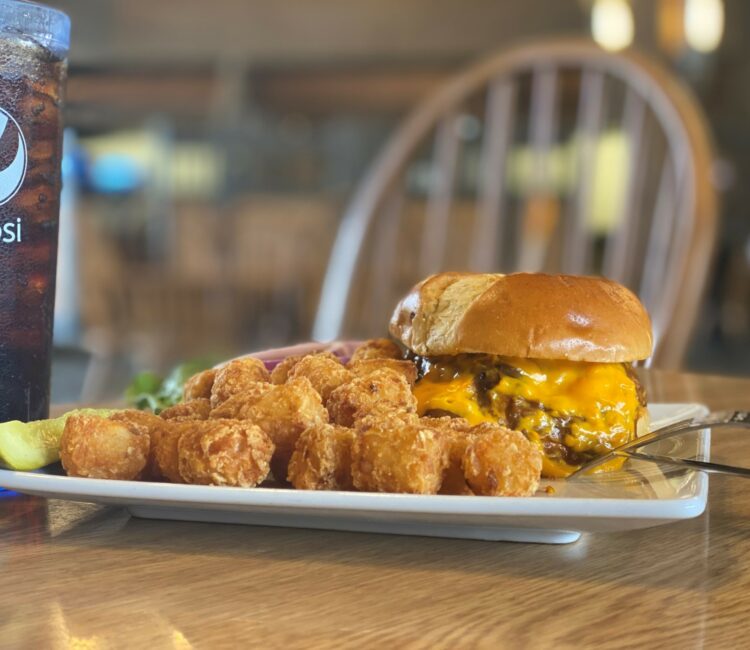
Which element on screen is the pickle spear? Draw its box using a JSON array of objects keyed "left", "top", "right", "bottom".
[{"left": 0, "top": 408, "right": 119, "bottom": 471}]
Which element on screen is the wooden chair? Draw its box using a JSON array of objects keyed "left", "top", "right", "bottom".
[
  {"left": 228, "top": 195, "right": 340, "bottom": 344},
  {"left": 312, "top": 39, "right": 718, "bottom": 368}
]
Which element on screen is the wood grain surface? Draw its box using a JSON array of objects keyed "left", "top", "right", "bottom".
[{"left": 2, "top": 369, "right": 750, "bottom": 649}]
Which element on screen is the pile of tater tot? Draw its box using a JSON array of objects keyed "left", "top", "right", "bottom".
[{"left": 59, "top": 340, "right": 542, "bottom": 496}]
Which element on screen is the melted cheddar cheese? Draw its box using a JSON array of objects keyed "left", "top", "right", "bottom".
[{"left": 413, "top": 355, "right": 643, "bottom": 477}]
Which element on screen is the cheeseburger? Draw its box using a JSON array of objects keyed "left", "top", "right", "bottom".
[{"left": 390, "top": 272, "right": 652, "bottom": 478}]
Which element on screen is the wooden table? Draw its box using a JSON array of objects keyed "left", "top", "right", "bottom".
[{"left": 2, "top": 370, "right": 750, "bottom": 649}]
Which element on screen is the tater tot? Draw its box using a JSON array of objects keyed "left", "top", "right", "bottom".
[
  {"left": 351, "top": 416, "right": 448, "bottom": 494},
  {"left": 183, "top": 369, "right": 216, "bottom": 401},
  {"left": 153, "top": 421, "right": 190, "bottom": 483},
  {"left": 60, "top": 414, "right": 150, "bottom": 481},
  {"left": 327, "top": 368, "right": 417, "bottom": 427},
  {"left": 288, "top": 354, "right": 352, "bottom": 403},
  {"left": 420, "top": 416, "right": 475, "bottom": 495},
  {"left": 270, "top": 351, "right": 341, "bottom": 385},
  {"left": 110, "top": 409, "right": 164, "bottom": 436},
  {"left": 462, "top": 423, "right": 542, "bottom": 496},
  {"left": 177, "top": 419, "right": 274, "bottom": 487},
  {"left": 160, "top": 399, "right": 212, "bottom": 421},
  {"left": 287, "top": 423, "right": 356, "bottom": 490},
  {"left": 210, "top": 357, "right": 271, "bottom": 407},
  {"left": 349, "top": 358, "right": 418, "bottom": 386},
  {"left": 269, "top": 354, "right": 304, "bottom": 385},
  {"left": 347, "top": 339, "right": 403, "bottom": 365},
  {"left": 209, "top": 382, "right": 273, "bottom": 419},
  {"left": 244, "top": 377, "right": 329, "bottom": 481},
  {"left": 109, "top": 409, "right": 167, "bottom": 481}
]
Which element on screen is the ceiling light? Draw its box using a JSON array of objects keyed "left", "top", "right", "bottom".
[
  {"left": 591, "top": 0, "right": 635, "bottom": 51},
  {"left": 685, "top": 0, "right": 724, "bottom": 53}
]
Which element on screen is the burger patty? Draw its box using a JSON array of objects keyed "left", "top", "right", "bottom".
[
  {"left": 413, "top": 353, "right": 647, "bottom": 469},
  {"left": 425, "top": 389, "right": 588, "bottom": 466},
  {"left": 473, "top": 366, "right": 645, "bottom": 466}
]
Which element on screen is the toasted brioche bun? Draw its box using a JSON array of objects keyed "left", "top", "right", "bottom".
[{"left": 389, "top": 272, "right": 653, "bottom": 362}]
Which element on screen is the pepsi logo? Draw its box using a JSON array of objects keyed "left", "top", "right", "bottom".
[{"left": 0, "top": 107, "right": 27, "bottom": 206}]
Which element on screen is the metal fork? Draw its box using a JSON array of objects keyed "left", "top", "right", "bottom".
[{"left": 568, "top": 411, "right": 750, "bottom": 479}]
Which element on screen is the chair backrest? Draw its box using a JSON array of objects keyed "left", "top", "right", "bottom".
[{"left": 312, "top": 39, "right": 718, "bottom": 368}]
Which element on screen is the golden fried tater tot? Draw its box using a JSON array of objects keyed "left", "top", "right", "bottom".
[
  {"left": 245, "top": 376, "right": 328, "bottom": 481},
  {"left": 347, "top": 338, "right": 402, "bottom": 365},
  {"left": 210, "top": 357, "right": 271, "bottom": 407},
  {"left": 462, "top": 423, "right": 542, "bottom": 496},
  {"left": 421, "top": 415, "right": 473, "bottom": 435},
  {"left": 270, "top": 351, "right": 340, "bottom": 385},
  {"left": 327, "top": 368, "right": 417, "bottom": 427},
  {"left": 60, "top": 414, "right": 150, "bottom": 481},
  {"left": 160, "top": 399, "right": 212, "bottom": 421},
  {"left": 349, "top": 358, "right": 418, "bottom": 386},
  {"left": 152, "top": 422, "right": 189, "bottom": 483},
  {"left": 183, "top": 369, "right": 216, "bottom": 401},
  {"left": 209, "top": 382, "right": 273, "bottom": 419},
  {"left": 419, "top": 416, "right": 475, "bottom": 495},
  {"left": 351, "top": 417, "right": 448, "bottom": 494},
  {"left": 288, "top": 353, "right": 352, "bottom": 403},
  {"left": 109, "top": 409, "right": 167, "bottom": 481},
  {"left": 287, "top": 423, "right": 356, "bottom": 490},
  {"left": 109, "top": 409, "right": 164, "bottom": 436},
  {"left": 270, "top": 354, "right": 303, "bottom": 384},
  {"left": 177, "top": 419, "right": 274, "bottom": 487}
]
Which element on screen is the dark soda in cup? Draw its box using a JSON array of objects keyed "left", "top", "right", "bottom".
[{"left": 0, "top": 1, "right": 70, "bottom": 421}]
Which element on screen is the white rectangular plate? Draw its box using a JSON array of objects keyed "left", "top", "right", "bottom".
[{"left": 0, "top": 403, "right": 709, "bottom": 544}]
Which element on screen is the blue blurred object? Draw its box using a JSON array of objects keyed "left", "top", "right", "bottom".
[{"left": 90, "top": 153, "right": 143, "bottom": 194}]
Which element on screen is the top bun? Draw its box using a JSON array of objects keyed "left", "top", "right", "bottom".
[{"left": 389, "top": 272, "right": 653, "bottom": 362}]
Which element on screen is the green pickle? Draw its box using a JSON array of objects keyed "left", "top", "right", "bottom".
[{"left": 0, "top": 408, "right": 119, "bottom": 471}]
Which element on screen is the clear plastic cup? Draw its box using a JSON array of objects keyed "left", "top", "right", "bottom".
[{"left": 0, "top": 0, "right": 70, "bottom": 421}]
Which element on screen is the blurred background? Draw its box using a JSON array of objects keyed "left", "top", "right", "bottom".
[{"left": 46, "top": 0, "right": 749, "bottom": 401}]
